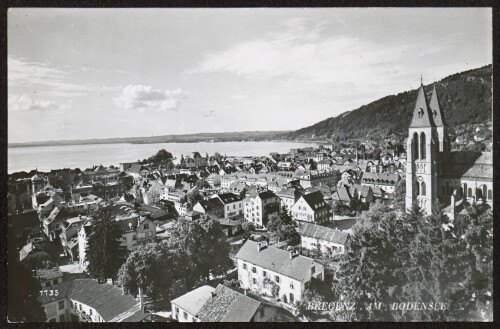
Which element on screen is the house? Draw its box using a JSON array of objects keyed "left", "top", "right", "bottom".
[
  {"left": 351, "top": 184, "right": 375, "bottom": 205},
  {"left": 217, "top": 218, "right": 243, "bottom": 237},
  {"left": 206, "top": 173, "right": 221, "bottom": 188},
  {"left": 331, "top": 186, "right": 354, "bottom": 206},
  {"left": 193, "top": 198, "right": 225, "bottom": 219},
  {"left": 290, "top": 191, "right": 330, "bottom": 224},
  {"left": 275, "top": 188, "right": 301, "bottom": 211},
  {"left": 361, "top": 172, "right": 400, "bottom": 194},
  {"left": 299, "top": 223, "right": 349, "bottom": 254},
  {"left": 211, "top": 193, "right": 244, "bottom": 218},
  {"left": 243, "top": 190, "right": 280, "bottom": 228},
  {"left": 171, "top": 285, "right": 215, "bottom": 322},
  {"left": 38, "top": 279, "right": 150, "bottom": 322},
  {"left": 36, "top": 267, "right": 64, "bottom": 288},
  {"left": 59, "top": 215, "right": 87, "bottom": 261},
  {"left": 235, "top": 240, "right": 324, "bottom": 304}
]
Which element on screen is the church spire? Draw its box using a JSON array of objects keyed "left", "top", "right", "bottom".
[
  {"left": 409, "top": 81, "right": 435, "bottom": 128},
  {"left": 429, "top": 83, "right": 447, "bottom": 127}
]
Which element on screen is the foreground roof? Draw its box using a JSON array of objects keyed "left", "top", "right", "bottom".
[
  {"left": 171, "top": 285, "right": 215, "bottom": 316},
  {"left": 69, "top": 279, "right": 140, "bottom": 322},
  {"left": 197, "top": 284, "right": 261, "bottom": 322}
]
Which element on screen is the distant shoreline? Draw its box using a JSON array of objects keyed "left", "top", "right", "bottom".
[{"left": 7, "top": 138, "right": 325, "bottom": 149}]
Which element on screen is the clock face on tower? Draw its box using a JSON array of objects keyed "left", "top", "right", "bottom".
[{"left": 417, "top": 176, "right": 423, "bottom": 182}]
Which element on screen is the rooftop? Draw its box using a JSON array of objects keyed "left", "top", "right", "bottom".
[
  {"left": 299, "top": 223, "right": 349, "bottom": 245},
  {"left": 235, "top": 240, "right": 320, "bottom": 281},
  {"left": 171, "top": 285, "right": 215, "bottom": 316},
  {"left": 197, "top": 284, "right": 261, "bottom": 322}
]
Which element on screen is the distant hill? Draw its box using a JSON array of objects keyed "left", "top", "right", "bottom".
[
  {"left": 284, "top": 65, "right": 492, "bottom": 145},
  {"left": 8, "top": 130, "right": 290, "bottom": 148}
]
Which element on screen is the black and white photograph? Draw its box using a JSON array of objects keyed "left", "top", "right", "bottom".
[{"left": 5, "top": 6, "right": 493, "bottom": 323}]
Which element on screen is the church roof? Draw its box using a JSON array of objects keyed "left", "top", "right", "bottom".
[
  {"left": 409, "top": 84, "right": 436, "bottom": 128},
  {"left": 441, "top": 152, "right": 493, "bottom": 181},
  {"left": 428, "top": 84, "right": 447, "bottom": 127}
]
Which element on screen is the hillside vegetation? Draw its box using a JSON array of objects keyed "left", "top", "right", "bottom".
[{"left": 285, "top": 65, "right": 492, "bottom": 145}]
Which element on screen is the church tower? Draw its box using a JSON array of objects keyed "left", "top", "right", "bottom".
[
  {"left": 428, "top": 83, "right": 450, "bottom": 153},
  {"left": 406, "top": 81, "right": 439, "bottom": 214}
]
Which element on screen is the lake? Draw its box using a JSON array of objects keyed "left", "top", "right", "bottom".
[{"left": 8, "top": 141, "right": 318, "bottom": 174}]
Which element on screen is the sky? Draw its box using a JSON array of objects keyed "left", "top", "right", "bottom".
[{"left": 8, "top": 8, "right": 492, "bottom": 143}]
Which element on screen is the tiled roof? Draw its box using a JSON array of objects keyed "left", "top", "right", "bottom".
[
  {"left": 216, "top": 193, "right": 242, "bottom": 204},
  {"left": 69, "top": 279, "right": 140, "bottom": 322},
  {"left": 197, "top": 284, "right": 261, "bottom": 322},
  {"left": 171, "top": 285, "right": 215, "bottom": 316},
  {"left": 332, "top": 186, "right": 352, "bottom": 203},
  {"left": 299, "top": 223, "right": 349, "bottom": 245},
  {"left": 301, "top": 191, "right": 329, "bottom": 211},
  {"left": 361, "top": 172, "right": 400, "bottom": 185},
  {"left": 258, "top": 190, "right": 277, "bottom": 200},
  {"left": 441, "top": 152, "right": 492, "bottom": 180},
  {"left": 235, "top": 240, "right": 319, "bottom": 281}
]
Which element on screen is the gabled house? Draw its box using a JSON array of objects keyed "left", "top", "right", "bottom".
[
  {"left": 211, "top": 193, "right": 243, "bottom": 218},
  {"left": 235, "top": 240, "right": 324, "bottom": 305},
  {"left": 193, "top": 198, "right": 225, "bottom": 219},
  {"left": 243, "top": 190, "right": 280, "bottom": 228},
  {"left": 299, "top": 223, "right": 349, "bottom": 255},
  {"left": 291, "top": 191, "right": 330, "bottom": 224}
]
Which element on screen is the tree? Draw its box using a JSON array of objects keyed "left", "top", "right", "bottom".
[
  {"left": 330, "top": 201, "right": 493, "bottom": 321},
  {"left": 166, "top": 217, "right": 233, "bottom": 289},
  {"left": 267, "top": 206, "right": 300, "bottom": 245},
  {"left": 118, "top": 241, "right": 177, "bottom": 302},
  {"left": 392, "top": 179, "right": 406, "bottom": 212},
  {"left": 7, "top": 260, "right": 46, "bottom": 322},
  {"left": 241, "top": 221, "right": 255, "bottom": 240},
  {"left": 86, "top": 210, "right": 127, "bottom": 283},
  {"left": 296, "top": 289, "right": 326, "bottom": 319}
]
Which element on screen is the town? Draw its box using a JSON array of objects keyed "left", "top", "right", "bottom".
[{"left": 7, "top": 84, "right": 494, "bottom": 321}]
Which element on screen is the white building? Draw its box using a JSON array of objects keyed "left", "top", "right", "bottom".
[
  {"left": 235, "top": 240, "right": 324, "bottom": 305},
  {"left": 299, "top": 222, "right": 349, "bottom": 254},
  {"left": 243, "top": 190, "right": 280, "bottom": 227},
  {"left": 171, "top": 285, "right": 215, "bottom": 322}
]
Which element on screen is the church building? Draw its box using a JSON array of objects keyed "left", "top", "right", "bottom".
[{"left": 405, "top": 80, "right": 493, "bottom": 217}]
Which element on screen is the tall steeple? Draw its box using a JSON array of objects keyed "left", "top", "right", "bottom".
[
  {"left": 428, "top": 83, "right": 446, "bottom": 127},
  {"left": 409, "top": 82, "right": 435, "bottom": 128}
]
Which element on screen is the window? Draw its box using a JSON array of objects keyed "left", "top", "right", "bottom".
[
  {"left": 90, "top": 309, "right": 93, "bottom": 316},
  {"left": 79, "top": 304, "right": 82, "bottom": 311},
  {"left": 420, "top": 132, "right": 426, "bottom": 160},
  {"left": 53, "top": 279, "right": 59, "bottom": 285},
  {"left": 311, "top": 266, "right": 316, "bottom": 274},
  {"left": 243, "top": 263, "right": 247, "bottom": 270},
  {"left": 421, "top": 182, "right": 426, "bottom": 196},
  {"left": 290, "top": 282, "right": 294, "bottom": 289},
  {"left": 144, "top": 224, "right": 149, "bottom": 230},
  {"left": 252, "top": 267, "right": 256, "bottom": 273},
  {"left": 58, "top": 301, "right": 64, "bottom": 310},
  {"left": 415, "top": 182, "right": 420, "bottom": 196},
  {"left": 488, "top": 189, "right": 493, "bottom": 200},
  {"left": 253, "top": 278, "right": 257, "bottom": 285},
  {"left": 275, "top": 276, "right": 280, "bottom": 283},
  {"left": 59, "top": 314, "right": 65, "bottom": 322},
  {"left": 263, "top": 271, "right": 267, "bottom": 277},
  {"left": 183, "top": 311, "right": 188, "bottom": 320},
  {"left": 413, "top": 132, "right": 419, "bottom": 160},
  {"left": 468, "top": 188, "right": 473, "bottom": 198}
]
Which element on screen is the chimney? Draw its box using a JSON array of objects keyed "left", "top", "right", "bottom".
[
  {"left": 289, "top": 252, "right": 293, "bottom": 260},
  {"left": 244, "top": 290, "right": 247, "bottom": 296},
  {"left": 257, "top": 242, "right": 262, "bottom": 252},
  {"left": 139, "top": 286, "right": 144, "bottom": 310},
  {"left": 122, "top": 285, "right": 126, "bottom": 295}
]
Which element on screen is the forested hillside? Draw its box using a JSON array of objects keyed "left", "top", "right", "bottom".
[{"left": 285, "top": 65, "right": 492, "bottom": 145}]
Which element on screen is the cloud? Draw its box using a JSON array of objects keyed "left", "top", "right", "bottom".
[
  {"left": 8, "top": 56, "right": 118, "bottom": 97},
  {"left": 186, "top": 19, "right": 437, "bottom": 93},
  {"left": 9, "top": 94, "right": 59, "bottom": 112},
  {"left": 113, "top": 84, "right": 188, "bottom": 111}
]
